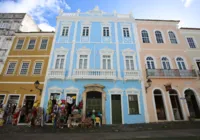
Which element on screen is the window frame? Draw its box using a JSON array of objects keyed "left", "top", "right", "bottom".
[
  {"left": 53, "top": 47, "right": 68, "bottom": 70},
  {"left": 19, "top": 61, "right": 31, "bottom": 76},
  {"left": 5, "top": 94, "right": 21, "bottom": 108},
  {"left": 15, "top": 38, "right": 25, "bottom": 50},
  {"left": 101, "top": 55, "right": 112, "bottom": 70},
  {"left": 54, "top": 54, "right": 66, "bottom": 69},
  {"left": 5, "top": 61, "right": 18, "bottom": 75},
  {"left": 175, "top": 56, "right": 188, "bottom": 70},
  {"left": 161, "top": 56, "right": 172, "bottom": 70},
  {"left": 141, "top": 30, "right": 150, "bottom": 43},
  {"left": 102, "top": 26, "right": 110, "bottom": 37},
  {"left": 154, "top": 30, "right": 165, "bottom": 44},
  {"left": 145, "top": 56, "right": 156, "bottom": 69},
  {"left": 82, "top": 26, "right": 90, "bottom": 37},
  {"left": 64, "top": 87, "right": 79, "bottom": 105},
  {"left": 39, "top": 37, "right": 49, "bottom": 50},
  {"left": 122, "top": 27, "right": 130, "bottom": 38},
  {"left": 32, "top": 61, "right": 43, "bottom": 75},
  {"left": 168, "top": 31, "right": 178, "bottom": 44},
  {"left": 0, "top": 94, "right": 6, "bottom": 104},
  {"left": 76, "top": 47, "right": 91, "bottom": 69},
  {"left": 186, "top": 36, "right": 197, "bottom": 49},
  {"left": 61, "top": 26, "right": 69, "bottom": 37},
  {"left": 27, "top": 38, "right": 36, "bottom": 50}
]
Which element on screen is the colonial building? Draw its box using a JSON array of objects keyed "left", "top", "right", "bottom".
[
  {"left": 42, "top": 7, "right": 147, "bottom": 124},
  {"left": 136, "top": 19, "right": 200, "bottom": 123},
  {"left": 0, "top": 13, "right": 40, "bottom": 73},
  {"left": 0, "top": 31, "right": 54, "bottom": 123}
]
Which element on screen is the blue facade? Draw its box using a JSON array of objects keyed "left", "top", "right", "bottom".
[{"left": 42, "top": 7, "right": 146, "bottom": 124}]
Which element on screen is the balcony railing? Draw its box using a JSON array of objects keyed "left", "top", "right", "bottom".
[
  {"left": 72, "top": 69, "right": 116, "bottom": 80},
  {"left": 124, "top": 70, "right": 140, "bottom": 80},
  {"left": 146, "top": 69, "right": 197, "bottom": 78},
  {"left": 48, "top": 69, "right": 65, "bottom": 79}
]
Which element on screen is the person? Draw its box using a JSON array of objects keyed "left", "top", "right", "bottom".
[
  {"left": 59, "top": 110, "right": 65, "bottom": 129},
  {"left": 91, "top": 110, "right": 96, "bottom": 125},
  {"left": 52, "top": 103, "right": 58, "bottom": 128}
]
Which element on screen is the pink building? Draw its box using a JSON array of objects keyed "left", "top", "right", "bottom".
[{"left": 136, "top": 19, "right": 200, "bottom": 122}]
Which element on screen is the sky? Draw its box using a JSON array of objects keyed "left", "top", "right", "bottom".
[{"left": 0, "top": 0, "right": 199, "bottom": 31}]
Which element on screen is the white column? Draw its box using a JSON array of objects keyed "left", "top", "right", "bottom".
[
  {"left": 114, "top": 22, "right": 121, "bottom": 79},
  {"left": 68, "top": 21, "right": 78, "bottom": 78}
]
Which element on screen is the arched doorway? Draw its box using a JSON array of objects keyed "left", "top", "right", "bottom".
[
  {"left": 153, "top": 89, "right": 167, "bottom": 120},
  {"left": 185, "top": 89, "right": 200, "bottom": 118},
  {"left": 82, "top": 84, "right": 106, "bottom": 124},
  {"left": 169, "top": 89, "right": 183, "bottom": 120}
]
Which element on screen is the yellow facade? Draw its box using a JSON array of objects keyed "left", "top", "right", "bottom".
[{"left": 0, "top": 32, "right": 54, "bottom": 108}]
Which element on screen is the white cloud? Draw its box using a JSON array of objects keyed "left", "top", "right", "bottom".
[
  {"left": 0, "top": 0, "right": 70, "bottom": 31},
  {"left": 181, "top": 0, "right": 194, "bottom": 7},
  {"left": 38, "top": 23, "right": 55, "bottom": 32}
]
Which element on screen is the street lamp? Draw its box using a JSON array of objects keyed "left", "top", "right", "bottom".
[
  {"left": 34, "top": 80, "right": 42, "bottom": 95},
  {"left": 145, "top": 79, "right": 152, "bottom": 93}
]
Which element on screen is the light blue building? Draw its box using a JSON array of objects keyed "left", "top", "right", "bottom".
[{"left": 41, "top": 6, "right": 147, "bottom": 124}]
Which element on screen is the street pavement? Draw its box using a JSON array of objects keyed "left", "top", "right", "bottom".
[{"left": 0, "top": 129, "right": 200, "bottom": 140}]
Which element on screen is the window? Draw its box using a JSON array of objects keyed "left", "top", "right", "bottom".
[
  {"left": 66, "top": 94, "right": 77, "bottom": 104},
  {"left": 161, "top": 57, "right": 171, "bottom": 69},
  {"left": 33, "top": 62, "right": 42, "bottom": 74},
  {"left": 125, "top": 56, "right": 134, "bottom": 70},
  {"left": 141, "top": 30, "right": 150, "bottom": 43},
  {"left": 154, "top": 90, "right": 166, "bottom": 120},
  {"left": 40, "top": 39, "right": 48, "bottom": 49},
  {"left": 128, "top": 95, "right": 139, "bottom": 114},
  {"left": 103, "top": 27, "right": 109, "bottom": 37},
  {"left": 79, "top": 55, "right": 88, "bottom": 69},
  {"left": 0, "top": 95, "right": 5, "bottom": 104},
  {"left": 15, "top": 39, "right": 24, "bottom": 49},
  {"left": 155, "top": 31, "right": 164, "bottom": 43},
  {"left": 20, "top": 62, "right": 30, "bottom": 75},
  {"left": 6, "top": 62, "right": 17, "bottom": 74},
  {"left": 187, "top": 37, "right": 196, "bottom": 48},
  {"left": 55, "top": 55, "right": 65, "bottom": 69},
  {"left": 146, "top": 57, "right": 155, "bottom": 69},
  {"left": 61, "top": 26, "right": 69, "bottom": 36},
  {"left": 102, "top": 55, "right": 111, "bottom": 69},
  {"left": 82, "top": 27, "right": 89, "bottom": 36},
  {"left": 176, "top": 57, "right": 186, "bottom": 70},
  {"left": 123, "top": 28, "right": 130, "bottom": 37},
  {"left": 50, "top": 93, "right": 60, "bottom": 101},
  {"left": 27, "top": 39, "right": 36, "bottom": 49},
  {"left": 7, "top": 95, "right": 20, "bottom": 107},
  {"left": 168, "top": 31, "right": 177, "bottom": 44}
]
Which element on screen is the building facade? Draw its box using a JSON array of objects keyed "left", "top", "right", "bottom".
[
  {"left": 0, "top": 32, "right": 54, "bottom": 123},
  {"left": 0, "top": 13, "right": 40, "bottom": 73},
  {"left": 136, "top": 19, "right": 200, "bottom": 123},
  {"left": 42, "top": 7, "right": 147, "bottom": 124}
]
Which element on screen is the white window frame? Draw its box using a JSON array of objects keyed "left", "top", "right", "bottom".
[
  {"left": 122, "top": 48, "right": 137, "bottom": 70},
  {"left": 19, "top": 61, "right": 31, "bottom": 75},
  {"left": 61, "top": 26, "right": 69, "bottom": 37},
  {"left": 100, "top": 48, "right": 114, "bottom": 69},
  {"left": 27, "top": 38, "right": 36, "bottom": 50},
  {"left": 141, "top": 30, "right": 150, "bottom": 43},
  {"left": 5, "top": 61, "right": 18, "bottom": 75},
  {"left": 161, "top": 56, "right": 173, "bottom": 69},
  {"left": 126, "top": 88, "right": 141, "bottom": 115},
  {"left": 103, "top": 27, "right": 110, "bottom": 37},
  {"left": 0, "top": 94, "right": 6, "bottom": 104},
  {"left": 15, "top": 38, "right": 25, "bottom": 50},
  {"left": 64, "top": 87, "right": 79, "bottom": 105},
  {"left": 168, "top": 31, "right": 178, "bottom": 44},
  {"left": 122, "top": 27, "right": 131, "bottom": 38},
  {"left": 154, "top": 30, "right": 165, "bottom": 44},
  {"left": 175, "top": 56, "right": 188, "bottom": 70},
  {"left": 145, "top": 56, "right": 157, "bottom": 69},
  {"left": 32, "top": 61, "right": 43, "bottom": 75},
  {"left": 82, "top": 26, "right": 90, "bottom": 37},
  {"left": 76, "top": 47, "right": 91, "bottom": 69},
  {"left": 53, "top": 47, "right": 68, "bottom": 70},
  {"left": 186, "top": 36, "right": 198, "bottom": 49},
  {"left": 48, "top": 86, "right": 62, "bottom": 101},
  {"left": 39, "top": 37, "right": 49, "bottom": 50}
]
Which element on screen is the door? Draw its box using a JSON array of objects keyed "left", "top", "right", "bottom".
[
  {"left": 196, "top": 61, "right": 200, "bottom": 70},
  {"left": 111, "top": 95, "right": 122, "bottom": 124}
]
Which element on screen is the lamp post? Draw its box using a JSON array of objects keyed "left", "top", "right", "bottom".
[
  {"left": 34, "top": 80, "right": 42, "bottom": 95},
  {"left": 145, "top": 79, "right": 152, "bottom": 93}
]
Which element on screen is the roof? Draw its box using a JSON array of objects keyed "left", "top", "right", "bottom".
[
  {"left": 180, "top": 27, "right": 200, "bottom": 30},
  {"left": 15, "top": 31, "right": 55, "bottom": 33},
  {"left": 135, "top": 19, "right": 180, "bottom": 23}
]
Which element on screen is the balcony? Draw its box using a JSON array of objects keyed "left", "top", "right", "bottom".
[
  {"left": 146, "top": 69, "right": 198, "bottom": 78},
  {"left": 48, "top": 69, "right": 65, "bottom": 79},
  {"left": 72, "top": 69, "right": 116, "bottom": 80},
  {"left": 124, "top": 70, "right": 140, "bottom": 80}
]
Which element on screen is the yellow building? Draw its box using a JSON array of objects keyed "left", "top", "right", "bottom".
[{"left": 0, "top": 32, "right": 54, "bottom": 113}]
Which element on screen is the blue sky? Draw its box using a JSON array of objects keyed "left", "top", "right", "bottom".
[{"left": 0, "top": 0, "right": 199, "bottom": 31}]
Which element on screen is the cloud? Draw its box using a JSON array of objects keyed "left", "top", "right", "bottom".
[
  {"left": 38, "top": 23, "right": 55, "bottom": 32},
  {"left": 181, "top": 0, "right": 194, "bottom": 7},
  {"left": 0, "top": 0, "right": 70, "bottom": 31}
]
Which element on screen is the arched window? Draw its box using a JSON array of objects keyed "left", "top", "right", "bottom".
[
  {"left": 155, "top": 31, "right": 164, "bottom": 43},
  {"left": 141, "top": 30, "right": 150, "bottom": 43},
  {"left": 161, "top": 57, "right": 171, "bottom": 69},
  {"left": 168, "top": 31, "right": 177, "bottom": 44},
  {"left": 176, "top": 57, "right": 186, "bottom": 70},
  {"left": 154, "top": 89, "right": 166, "bottom": 120},
  {"left": 146, "top": 57, "right": 155, "bottom": 69}
]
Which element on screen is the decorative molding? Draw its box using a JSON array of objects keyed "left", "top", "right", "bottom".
[
  {"left": 48, "top": 86, "right": 63, "bottom": 93},
  {"left": 54, "top": 47, "right": 68, "bottom": 55},
  {"left": 126, "top": 88, "right": 140, "bottom": 95},
  {"left": 108, "top": 88, "right": 123, "bottom": 94},
  {"left": 122, "top": 48, "right": 135, "bottom": 56},
  {"left": 100, "top": 47, "right": 114, "bottom": 55},
  {"left": 77, "top": 46, "right": 91, "bottom": 55},
  {"left": 65, "top": 86, "right": 79, "bottom": 93}
]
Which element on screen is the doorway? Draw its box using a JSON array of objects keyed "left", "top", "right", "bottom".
[
  {"left": 154, "top": 90, "right": 166, "bottom": 120},
  {"left": 86, "top": 91, "right": 102, "bottom": 116},
  {"left": 185, "top": 89, "right": 200, "bottom": 118},
  {"left": 169, "top": 90, "right": 183, "bottom": 120},
  {"left": 111, "top": 95, "right": 122, "bottom": 124}
]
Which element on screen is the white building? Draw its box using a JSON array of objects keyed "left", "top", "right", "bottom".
[{"left": 0, "top": 13, "right": 40, "bottom": 73}]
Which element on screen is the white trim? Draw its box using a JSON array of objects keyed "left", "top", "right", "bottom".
[
  {"left": 154, "top": 29, "right": 165, "bottom": 44},
  {"left": 26, "top": 37, "right": 37, "bottom": 50},
  {"left": 53, "top": 47, "right": 68, "bottom": 69},
  {"left": 5, "top": 94, "right": 21, "bottom": 108},
  {"left": 64, "top": 87, "right": 79, "bottom": 105},
  {"left": 18, "top": 60, "right": 31, "bottom": 76},
  {"left": 100, "top": 48, "right": 114, "bottom": 69},
  {"left": 140, "top": 28, "right": 152, "bottom": 43},
  {"left": 152, "top": 88, "right": 170, "bottom": 122},
  {"left": 122, "top": 48, "right": 137, "bottom": 70},
  {"left": 14, "top": 37, "right": 25, "bottom": 50},
  {"left": 108, "top": 88, "right": 124, "bottom": 124},
  {"left": 126, "top": 88, "right": 141, "bottom": 115},
  {"left": 144, "top": 55, "right": 157, "bottom": 69},
  {"left": 101, "top": 23, "right": 112, "bottom": 43},
  {"left": 38, "top": 37, "right": 49, "bottom": 50},
  {"left": 32, "top": 60, "right": 44, "bottom": 75},
  {"left": 4, "top": 60, "right": 18, "bottom": 76},
  {"left": 76, "top": 47, "right": 91, "bottom": 69},
  {"left": 160, "top": 56, "right": 173, "bottom": 69},
  {"left": 60, "top": 23, "right": 72, "bottom": 37},
  {"left": 185, "top": 36, "right": 198, "bottom": 49},
  {"left": 121, "top": 25, "right": 132, "bottom": 43},
  {"left": 48, "top": 86, "right": 62, "bottom": 101},
  {"left": 80, "top": 23, "right": 91, "bottom": 42},
  {"left": 175, "top": 56, "right": 189, "bottom": 69},
  {"left": 8, "top": 55, "right": 49, "bottom": 58},
  {"left": 0, "top": 94, "right": 6, "bottom": 104},
  {"left": 167, "top": 30, "right": 179, "bottom": 44}
]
